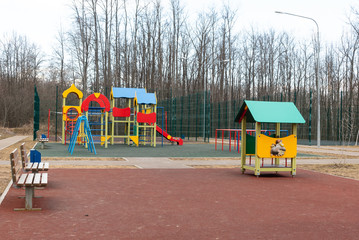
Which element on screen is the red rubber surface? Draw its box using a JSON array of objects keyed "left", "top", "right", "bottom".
[{"left": 1, "top": 169, "right": 359, "bottom": 239}]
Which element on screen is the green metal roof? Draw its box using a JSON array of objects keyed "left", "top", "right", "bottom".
[{"left": 234, "top": 100, "right": 305, "bottom": 124}]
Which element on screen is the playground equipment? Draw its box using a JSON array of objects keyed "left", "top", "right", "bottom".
[
  {"left": 110, "top": 87, "right": 146, "bottom": 145},
  {"left": 62, "top": 84, "right": 83, "bottom": 144},
  {"left": 68, "top": 115, "right": 96, "bottom": 155},
  {"left": 156, "top": 126, "right": 183, "bottom": 145},
  {"left": 81, "top": 93, "right": 111, "bottom": 148},
  {"left": 132, "top": 91, "right": 157, "bottom": 146},
  {"left": 60, "top": 85, "right": 182, "bottom": 152},
  {"left": 235, "top": 100, "right": 305, "bottom": 177},
  {"left": 110, "top": 87, "right": 183, "bottom": 147}
]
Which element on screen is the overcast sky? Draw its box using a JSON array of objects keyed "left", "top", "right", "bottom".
[{"left": 0, "top": 0, "right": 357, "bottom": 55}]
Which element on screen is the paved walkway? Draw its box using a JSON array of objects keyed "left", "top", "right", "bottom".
[
  {"left": 1, "top": 156, "right": 358, "bottom": 169},
  {"left": 0, "top": 136, "right": 28, "bottom": 151},
  {"left": 0, "top": 135, "right": 358, "bottom": 169}
]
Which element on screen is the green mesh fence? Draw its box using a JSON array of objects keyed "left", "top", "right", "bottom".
[{"left": 157, "top": 90, "right": 345, "bottom": 144}]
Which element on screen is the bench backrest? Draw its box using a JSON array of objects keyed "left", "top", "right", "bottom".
[
  {"left": 10, "top": 148, "right": 22, "bottom": 183},
  {"left": 20, "top": 143, "right": 29, "bottom": 169}
]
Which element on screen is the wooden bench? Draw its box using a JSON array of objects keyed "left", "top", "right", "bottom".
[
  {"left": 20, "top": 143, "right": 49, "bottom": 172},
  {"left": 10, "top": 148, "right": 48, "bottom": 211},
  {"left": 38, "top": 137, "right": 49, "bottom": 149}
]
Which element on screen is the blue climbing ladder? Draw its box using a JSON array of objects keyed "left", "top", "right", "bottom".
[{"left": 68, "top": 115, "right": 96, "bottom": 155}]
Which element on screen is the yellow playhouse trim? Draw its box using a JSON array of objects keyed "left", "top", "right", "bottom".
[
  {"left": 129, "top": 136, "right": 139, "bottom": 146},
  {"left": 257, "top": 134, "right": 297, "bottom": 158},
  {"left": 62, "top": 84, "right": 83, "bottom": 99},
  {"left": 62, "top": 106, "right": 82, "bottom": 121},
  {"left": 101, "top": 136, "right": 111, "bottom": 146}
]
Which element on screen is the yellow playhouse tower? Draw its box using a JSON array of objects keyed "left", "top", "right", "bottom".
[
  {"left": 62, "top": 84, "right": 83, "bottom": 144},
  {"left": 132, "top": 91, "right": 157, "bottom": 147}
]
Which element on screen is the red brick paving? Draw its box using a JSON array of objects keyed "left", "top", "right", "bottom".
[{"left": 1, "top": 169, "right": 359, "bottom": 239}]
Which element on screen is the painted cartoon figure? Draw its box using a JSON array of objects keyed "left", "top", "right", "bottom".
[{"left": 270, "top": 139, "right": 286, "bottom": 156}]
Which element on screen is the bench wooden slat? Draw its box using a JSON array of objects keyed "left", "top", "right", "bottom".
[
  {"left": 25, "top": 163, "right": 33, "bottom": 171},
  {"left": 32, "top": 162, "right": 39, "bottom": 170},
  {"left": 14, "top": 165, "right": 22, "bottom": 180},
  {"left": 38, "top": 162, "right": 44, "bottom": 170},
  {"left": 41, "top": 173, "right": 48, "bottom": 185},
  {"left": 43, "top": 162, "right": 49, "bottom": 170},
  {"left": 25, "top": 173, "right": 34, "bottom": 186},
  {"left": 17, "top": 174, "right": 27, "bottom": 186},
  {"left": 20, "top": 143, "right": 26, "bottom": 166},
  {"left": 33, "top": 173, "right": 41, "bottom": 185},
  {"left": 10, "top": 149, "right": 22, "bottom": 183}
]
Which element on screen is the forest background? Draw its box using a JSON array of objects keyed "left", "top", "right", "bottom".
[{"left": 1, "top": 0, "right": 359, "bottom": 144}]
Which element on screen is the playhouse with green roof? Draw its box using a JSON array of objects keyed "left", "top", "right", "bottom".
[{"left": 235, "top": 100, "right": 305, "bottom": 177}]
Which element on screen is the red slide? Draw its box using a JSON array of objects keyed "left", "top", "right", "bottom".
[{"left": 156, "top": 126, "right": 183, "bottom": 145}]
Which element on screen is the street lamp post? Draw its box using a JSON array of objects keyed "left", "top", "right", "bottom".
[{"left": 275, "top": 11, "right": 321, "bottom": 147}]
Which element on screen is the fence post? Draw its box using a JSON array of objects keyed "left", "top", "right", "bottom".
[
  {"left": 207, "top": 91, "right": 211, "bottom": 142},
  {"left": 232, "top": 100, "right": 236, "bottom": 130},
  {"left": 173, "top": 97, "right": 177, "bottom": 136},
  {"left": 196, "top": 92, "right": 199, "bottom": 141},
  {"left": 55, "top": 85, "right": 58, "bottom": 142},
  {"left": 340, "top": 91, "right": 343, "bottom": 145},
  {"left": 337, "top": 104, "right": 339, "bottom": 142},
  {"left": 326, "top": 105, "right": 330, "bottom": 142},
  {"left": 210, "top": 100, "right": 214, "bottom": 139},
  {"left": 218, "top": 102, "right": 221, "bottom": 133},
  {"left": 203, "top": 91, "right": 205, "bottom": 142},
  {"left": 167, "top": 93, "right": 170, "bottom": 133},
  {"left": 188, "top": 94, "right": 191, "bottom": 140},
  {"left": 309, "top": 90, "right": 312, "bottom": 145},
  {"left": 180, "top": 96, "right": 183, "bottom": 138},
  {"left": 225, "top": 101, "right": 228, "bottom": 137}
]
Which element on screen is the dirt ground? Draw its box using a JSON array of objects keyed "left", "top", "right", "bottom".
[
  {"left": 0, "top": 127, "right": 36, "bottom": 195},
  {"left": 0, "top": 125, "right": 33, "bottom": 140},
  {"left": 298, "top": 163, "right": 359, "bottom": 180}
]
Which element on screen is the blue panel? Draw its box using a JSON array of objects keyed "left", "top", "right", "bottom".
[
  {"left": 30, "top": 149, "right": 41, "bottom": 163},
  {"left": 112, "top": 87, "right": 146, "bottom": 99},
  {"left": 136, "top": 92, "right": 157, "bottom": 105}
]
